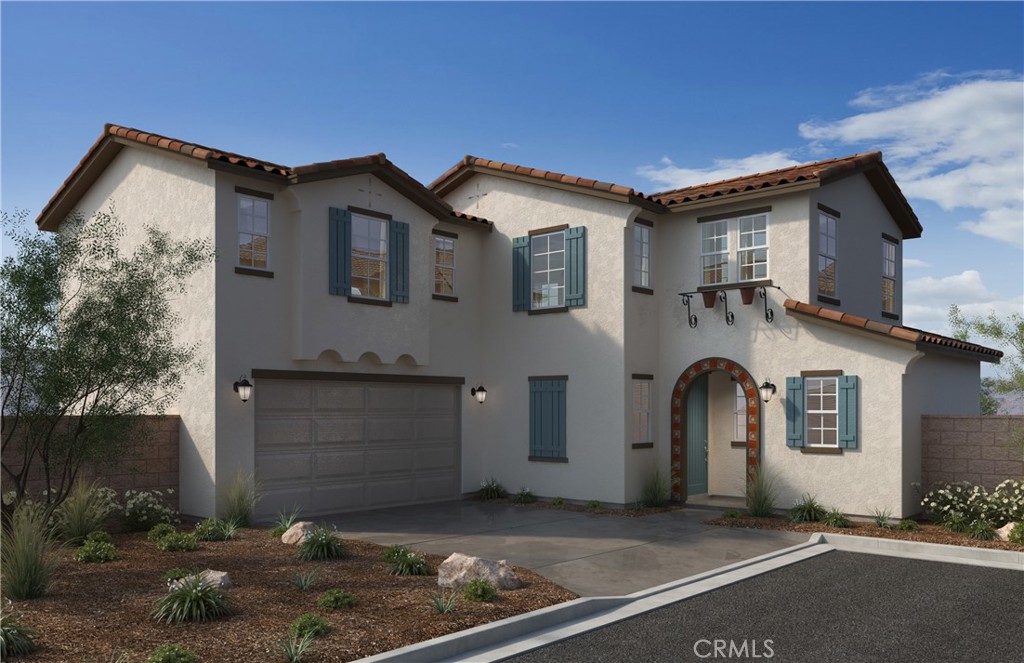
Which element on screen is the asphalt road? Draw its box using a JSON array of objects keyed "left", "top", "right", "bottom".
[{"left": 505, "top": 551, "right": 1024, "bottom": 663}]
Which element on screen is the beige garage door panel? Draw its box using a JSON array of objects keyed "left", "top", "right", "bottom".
[{"left": 255, "top": 380, "right": 460, "bottom": 519}]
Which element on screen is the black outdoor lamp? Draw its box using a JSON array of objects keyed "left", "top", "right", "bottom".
[
  {"left": 759, "top": 379, "right": 777, "bottom": 404},
  {"left": 470, "top": 384, "right": 487, "bottom": 404},
  {"left": 233, "top": 376, "right": 253, "bottom": 403}
]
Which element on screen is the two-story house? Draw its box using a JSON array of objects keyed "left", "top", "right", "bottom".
[{"left": 35, "top": 124, "right": 1000, "bottom": 519}]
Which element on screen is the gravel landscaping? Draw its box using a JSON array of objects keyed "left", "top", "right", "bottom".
[{"left": 6, "top": 527, "right": 576, "bottom": 662}]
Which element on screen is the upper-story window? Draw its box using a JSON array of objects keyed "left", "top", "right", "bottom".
[
  {"left": 699, "top": 211, "right": 769, "bottom": 286},
  {"left": 328, "top": 207, "right": 409, "bottom": 304},
  {"left": 532, "top": 231, "right": 564, "bottom": 309},
  {"left": 351, "top": 214, "right": 389, "bottom": 299},
  {"left": 512, "top": 226, "right": 586, "bottom": 313},
  {"left": 633, "top": 222, "right": 652, "bottom": 289},
  {"left": 434, "top": 234, "right": 456, "bottom": 297},
  {"left": 882, "top": 237, "right": 897, "bottom": 315},
  {"left": 818, "top": 212, "right": 838, "bottom": 298},
  {"left": 238, "top": 193, "right": 270, "bottom": 269}
]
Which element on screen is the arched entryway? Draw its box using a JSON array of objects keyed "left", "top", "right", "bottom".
[{"left": 670, "top": 357, "right": 760, "bottom": 502}]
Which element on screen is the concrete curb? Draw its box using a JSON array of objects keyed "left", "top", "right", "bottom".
[{"left": 816, "top": 532, "right": 1024, "bottom": 570}]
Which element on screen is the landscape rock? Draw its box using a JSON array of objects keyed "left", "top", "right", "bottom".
[
  {"left": 170, "top": 569, "right": 233, "bottom": 591},
  {"left": 995, "top": 522, "right": 1018, "bottom": 542},
  {"left": 281, "top": 521, "right": 316, "bottom": 545},
  {"left": 437, "top": 552, "right": 525, "bottom": 590}
]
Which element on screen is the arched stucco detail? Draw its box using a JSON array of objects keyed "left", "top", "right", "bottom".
[
  {"left": 316, "top": 349, "right": 344, "bottom": 363},
  {"left": 395, "top": 353, "right": 418, "bottom": 367},
  {"left": 671, "top": 357, "right": 761, "bottom": 502},
  {"left": 357, "top": 351, "right": 383, "bottom": 365}
]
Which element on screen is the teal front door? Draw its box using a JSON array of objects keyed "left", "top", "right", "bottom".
[{"left": 687, "top": 374, "right": 709, "bottom": 496}]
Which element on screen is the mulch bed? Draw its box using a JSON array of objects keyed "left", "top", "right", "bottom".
[
  {"left": 703, "top": 514, "right": 1024, "bottom": 551},
  {"left": 10, "top": 528, "right": 577, "bottom": 662}
]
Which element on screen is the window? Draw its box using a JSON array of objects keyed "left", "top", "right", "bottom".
[
  {"left": 699, "top": 211, "right": 769, "bottom": 286},
  {"left": 512, "top": 227, "right": 586, "bottom": 312},
  {"left": 785, "top": 374, "right": 859, "bottom": 450},
  {"left": 882, "top": 239, "right": 897, "bottom": 314},
  {"left": 634, "top": 223, "right": 652, "bottom": 288},
  {"left": 238, "top": 194, "right": 270, "bottom": 269},
  {"left": 734, "top": 382, "right": 747, "bottom": 441},
  {"left": 328, "top": 207, "right": 409, "bottom": 304},
  {"left": 818, "top": 212, "right": 838, "bottom": 297},
  {"left": 632, "top": 379, "right": 652, "bottom": 446},
  {"left": 434, "top": 235, "right": 456, "bottom": 297},
  {"left": 529, "top": 377, "right": 567, "bottom": 460}
]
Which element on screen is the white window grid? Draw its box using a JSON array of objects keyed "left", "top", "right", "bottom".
[
  {"left": 818, "top": 213, "right": 838, "bottom": 297},
  {"left": 700, "top": 220, "right": 730, "bottom": 286},
  {"left": 238, "top": 194, "right": 270, "bottom": 269},
  {"left": 805, "top": 377, "right": 839, "bottom": 447},
  {"left": 351, "top": 214, "right": 388, "bottom": 299},
  {"left": 632, "top": 380, "right": 652, "bottom": 445},
  {"left": 434, "top": 236, "right": 456, "bottom": 296},
  {"left": 634, "top": 224, "right": 651, "bottom": 288},
  {"left": 737, "top": 214, "right": 768, "bottom": 281},
  {"left": 734, "top": 382, "right": 747, "bottom": 441},
  {"left": 531, "top": 232, "right": 565, "bottom": 309},
  {"left": 882, "top": 240, "right": 896, "bottom": 313}
]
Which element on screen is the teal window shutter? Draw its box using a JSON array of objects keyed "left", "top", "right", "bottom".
[
  {"left": 565, "top": 226, "right": 586, "bottom": 308},
  {"left": 512, "top": 236, "right": 531, "bottom": 311},
  {"left": 329, "top": 207, "right": 352, "bottom": 295},
  {"left": 785, "top": 377, "right": 804, "bottom": 447},
  {"left": 838, "top": 375, "right": 859, "bottom": 449},
  {"left": 530, "top": 379, "right": 567, "bottom": 458},
  {"left": 389, "top": 220, "right": 410, "bottom": 303}
]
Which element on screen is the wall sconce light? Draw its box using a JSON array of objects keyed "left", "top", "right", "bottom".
[
  {"left": 470, "top": 385, "right": 487, "bottom": 404},
  {"left": 759, "top": 379, "right": 777, "bottom": 404},
  {"left": 233, "top": 376, "right": 253, "bottom": 403}
]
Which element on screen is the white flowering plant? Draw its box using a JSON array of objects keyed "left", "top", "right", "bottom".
[
  {"left": 122, "top": 489, "right": 179, "bottom": 532},
  {"left": 990, "top": 479, "right": 1024, "bottom": 524},
  {"left": 921, "top": 479, "right": 1023, "bottom": 529}
]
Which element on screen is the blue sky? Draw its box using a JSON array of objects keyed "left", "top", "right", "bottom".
[{"left": 2, "top": 1, "right": 1022, "bottom": 339}]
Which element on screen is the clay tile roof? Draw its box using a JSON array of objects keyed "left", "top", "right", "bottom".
[{"left": 782, "top": 299, "right": 1002, "bottom": 361}]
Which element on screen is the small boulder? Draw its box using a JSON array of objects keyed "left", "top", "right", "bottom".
[
  {"left": 170, "top": 569, "right": 233, "bottom": 591},
  {"left": 282, "top": 521, "right": 316, "bottom": 545},
  {"left": 437, "top": 552, "right": 525, "bottom": 590},
  {"left": 995, "top": 522, "right": 1018, "bottom": 542}
]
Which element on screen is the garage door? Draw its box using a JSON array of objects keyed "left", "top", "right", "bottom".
[{"left": 254, "top": 379, "right": 461, "bottom": 519}]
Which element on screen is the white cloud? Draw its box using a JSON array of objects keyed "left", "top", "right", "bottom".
[
  {"left": 902, "top": 258, "right": 930, "bottom": 269},
  {"left": 902, "top": 269, "right": 1022, "bottom": 335},
  {"left": 637, "top": 151, "right": 801, "bottom": 192},
  {"left": 500, "top": 142, "right": 520, "bottom": 149}
]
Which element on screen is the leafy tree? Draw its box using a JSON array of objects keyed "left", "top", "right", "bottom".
[
  {"left": 1, "top": 208, "right": 215, "bottom": 519},
  {"left": 948, "top": 305, "right": 1023, "bottom": 395},
  {"left": 979, "top": 377, "right": 999, "bottom": 415}
]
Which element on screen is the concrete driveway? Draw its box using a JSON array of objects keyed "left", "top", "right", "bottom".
[{"left": 325, "top": 501, "right": 807, "bottom": 596}]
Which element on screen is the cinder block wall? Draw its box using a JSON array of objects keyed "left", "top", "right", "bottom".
[
  {"left": 921, "top": 415, "right": 1024, "bottom": 489},
  {"left": 1, "top": 415, "right": 180, "bottom": 508}
]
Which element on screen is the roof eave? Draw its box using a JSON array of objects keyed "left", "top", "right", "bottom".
[
  {"left": 661, "top": 179, "right": 820, "bottom": 211},
  {"left": 36, "top": 135, "right": 123, "bottom": 231}
]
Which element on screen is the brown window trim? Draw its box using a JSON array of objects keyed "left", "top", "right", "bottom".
[
  {"left": 881, "top": 311, "right": 900, "bottom": 321},
  {"left": 528, "top": 224, "right": 569, "bottom": 236},
  {"left": 632, "top": 373, "right": 654, "bottom": 380},
  {"left": 635, "top": 218, "right": 654, "bottom": 228},
  {"left": 730, "top": 441, "right": 748, "bottom": 449},
  {"left": 432, "top": 294, "right": 459, "bottom": 302},
  {"left": 347, "top": 296, "right": 393, "bottom": 307},
  {"left": 234, "top": 266, "right": 274, "bottom": 278},
  {"left": 348, "top": 205, "right": 391, "bottom": 221},
  {"left": 817, "top": 295, "right": 841, "bottom": 306},
  {"left": 817, "top": 203, "right": 841, "bottom": 218},
  {"left": 235, "top": 186, "right": 274, "bottom": 200},
  {"left": 528, "top": 306, "right": 569, "bottom": 316},
  {"left": 881, "top": 232, "right": 900, "bottom": 244},
  {"left": 632, "top": 286, "right": 654, "bottom": 295},
  {"left": 528, "top": 455, "right": 568, "bottom": 463},
  {"left": 697, "top": 206, "right": 772, "bottom": 223},
  {"left": 631, "top": 443, "right": 654, "bottom": 450},
  {"left": 800, "top": 447, "right": 843, "bottom": 455},
  {"left": 529, "top": 375, "right": 569, "bottom": 382},
  {"left": 800, "top": 369, "right": 843, "bottom": 377},
  {"left": 432, "top": 228, "right": 459, "bottom": 239},
  {"left": 251, "top": 369, "right": 464, "bottom": 385}
]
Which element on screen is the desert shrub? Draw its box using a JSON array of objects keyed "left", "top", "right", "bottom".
[
  {"left": 318, "top": 589, "right": 357, "bottom": 610},
  {"left": 1009, "top": 523, "right": 1024, "bottom": 544},
  {"left": 271, "top": 506, "right": 301, "bottom": 538},
  {"left": 745, "top": 467, "right": 778, "bottom": 517},
  {"left": 382, "top": 544, "right": 410, "bottom": 564},
  {"left": 967, "top": 519, "right": 996, "bottom": 541},
  {"left": 722, "top": 509, "right": 741, "bottom": 519},
  {"left": 430, "top": 591, "right": 457, "bottom": 614},
  {"left": 278, "top": 631, "right": 315, "bottom": 663},
  {"left": 462, "top": 578, "right": 497, "bottom": 602},
  {"left": 123, "top": 489, "right": 179, "bottom": 532},
  {"left": 148, "top": 523, "right": 178, "bottom": 542},
  {"left": 640, "top": 468, "right": 670, "bottom": 508},
  {"left": 478, "top": 477, "right": 505, "bottom": 501},
  {"left": 943, "top": 511, "right": 970, "bottom": 533},
  {"left": 145, "top": 643, "right": 198, "bottom": 663},
  {"left": 296, "top": 526, "right": 347, "bottom": 561},
  {"left": 151, "top": 574, "right": 232, "bottom": 624},
  {"left": 0, "top": 501, "right": 60, "bottom": 599},
  {"left": 551, "top": 496, "right": 565, "bottom": 506},
  {"left": 512, "top": 487, "right": 536, "bottom": 504},
  {"left": 389, "top": 550, "right": 430, "bottom": 576},
  {"left": 586, "top": 500, "right": 602, "bottom": 510},
  {"left": 160, "top": 567, "right": 199, "bottom": 584},
  {"left": 289, "top": 612, "right": 331, "bottom": 639},
  {"left": 56, "top": 480, "right": 120, "bottom": 543},
  {"left": 0, "top": 601, "right": 37, "bottom": 657},
  {"left": 897, "top": 519, "right": 919, "bottom": 532},
  {"left": 871, "top": 507, "right": 893, "bottom": 529},
  {"left": 86, "top": 530, "right": 113, "bottom": 544},
  {"left": 156, "top": 532, "right": 199, "bottom": 553},
  {"left": 74, "top": 538, "right": 119, "bottom": 563},
  {"left": 789, "top": 494, "right": 826, "bottom": 523},
  {"left": 221, "top": 468, "right": 261, "bottom": 527},
  {"left": 291, "top": 570, "right": 318, "bottom": 591},
  {"left": 822, "top": 508, "right": 851, "bottom": 528},
  {"left": 194, "top": 517, "right": 238, "bottom": 542}
]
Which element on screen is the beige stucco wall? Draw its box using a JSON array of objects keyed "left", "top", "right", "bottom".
[
  {"left": 66, "top": 146, "right": 217, "bottom": 516},
  {"left": 707, "top": 371, "right": 747, "bottom": 497}
]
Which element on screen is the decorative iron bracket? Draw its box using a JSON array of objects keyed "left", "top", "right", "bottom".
[
  {"left": 758, "top": 286, "right": 774, "bottom": 323},
  {"left": 718, "top": 289, "right": 735, "bottom": 326},
  {"left": 681, "top": 293, "right": 698, "bottom": 328}
]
